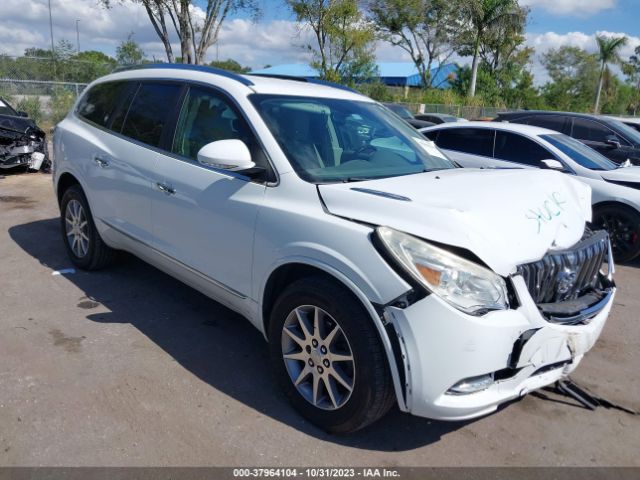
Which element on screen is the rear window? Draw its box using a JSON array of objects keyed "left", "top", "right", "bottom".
[
  {"left": 120, "top": 83, "right": 182, "bottom": 147},
  {"left": 494, "top": 131, "right": 554, "bottom": 166},
  {"left": 522, "top": 115, "right": 567, "bottom": 133},
  {"left": 435, "top": 128, "right": 494, "bottom": 157},
  {"left": 77, "top": 82, "right": 128, "bottom": 127}
]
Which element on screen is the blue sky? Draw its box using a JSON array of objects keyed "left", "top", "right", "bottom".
[
  {"left": 526, "top": 0, "right": 640, "bottom": 35},
  {"left": 1, "top": 0, "right": 639, "bottom": 83}
]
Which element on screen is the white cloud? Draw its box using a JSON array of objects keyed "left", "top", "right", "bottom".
[
  {"left": 1, "top": 0, "right": 638, "bottom": 87},
  {"left": 526, "top": 31, "right": 640, "bottom": 84},
  {"left": 521, "top": 0, "right": 616, "bottom": 16}
]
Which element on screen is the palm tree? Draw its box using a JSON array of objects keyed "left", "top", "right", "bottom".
[
  {"left": 465, "top": 0, "right": 523, "bottom": 98},
  {"left": 594, "top": 34, "right": 627, "bottom": 113}
]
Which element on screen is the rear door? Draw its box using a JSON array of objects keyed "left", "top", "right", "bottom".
[
  {"left": 151, "top": 84, "right": 270, "bottom": 305},
  {"left": 431, "top": 127, "right": 498, "bottom": 168},
  {"left": 94, "top": 81, "right": 183, "bottom": 243}
]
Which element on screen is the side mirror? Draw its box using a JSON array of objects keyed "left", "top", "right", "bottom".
[
  {"left": 605, "top": 135, "right": 621, "bottom": 149},
  {"left": 197, "top": 139, "right": 255, "bottom": 172},
  {"left": 17, "top": 111, "right": 29, "bottom": 118},
  {"left": 540, "top": 159, "right": 565, "bottom": 171}
]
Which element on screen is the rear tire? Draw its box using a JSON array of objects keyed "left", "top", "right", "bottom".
[
  {"left": 60, "top": 185, "right": 117, "bottom": 270},
  {"left": 593, "top": 204, "right": 640, "bottom": 263},
  {"left": 268, "top": 275, "right": 395, "bottom": 433}
]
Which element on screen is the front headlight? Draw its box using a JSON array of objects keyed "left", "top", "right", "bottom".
[{"left": 376, "top": 226, "right": 508, "bottom": 315}]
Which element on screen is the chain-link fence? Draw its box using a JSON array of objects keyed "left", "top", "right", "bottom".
[
  {"left": 0, "top": 55, "right": 526, "bottom": 129},
  {"left": 0, "top": 56, "right": 116, "bottom": 129},
  {"left": 392, "top": 102, "right": 518, "bottom": 120},
  {"left": 421, "top": 103, "right": 518, "bottom": 120}
]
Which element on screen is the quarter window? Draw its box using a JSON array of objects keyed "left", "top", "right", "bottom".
[
  {"left": 494, "top": 131, "right": 554, "bottom": 166},
  {"left": 77, "top": 82, "right": 127, "bottom": 127},
  {"left": 435, "top": 128, "right": 494, "bottom": 157},
  {"left": 120, "top": 83, "right": 182, "bottom": 148}
]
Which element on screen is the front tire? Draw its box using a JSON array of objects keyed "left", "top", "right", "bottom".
[
  {"left": 593, "top": 204, "right": 640, "bottom": 263},
  {"left": 60, "top": 185, "right": 117, "bottom": 270},
  {"left": 268, "top": 275, "right": 395, "bottom": 433}
]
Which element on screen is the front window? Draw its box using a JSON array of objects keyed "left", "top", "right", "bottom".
[
  {"left": 0, "top": 98, "right": 17, "bottom": 116},
  {"left": 250, "top": 95, "right": 455, "bottom": 183},
  {"left": 609, "top": 119, "right": 640, "bottom": 146},
  {"left": 542, "top": 134, "right": 618, "bottom": 171}
]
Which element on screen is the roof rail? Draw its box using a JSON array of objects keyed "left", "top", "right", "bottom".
[
  {"left": 111, "top": 63, "right": 254, "bottom": 87},
  {"left": 248, "top": 73, "right": 360, "bottom": 94}
]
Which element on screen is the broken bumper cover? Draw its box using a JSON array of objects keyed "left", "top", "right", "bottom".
[
  {"left": 0, "top": 127, "right": 47, "bottom": 170},
  {"left": 384, "top": 277, "right": 614, "bottom": 421}
]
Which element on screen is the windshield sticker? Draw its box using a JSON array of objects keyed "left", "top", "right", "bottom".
[
  {"left": 526, "top": 192, "right": 568, "bottom": 233},
  {"left": 0, "top": 100, "right": 6, "bottom": 107},
  {"left": 416, "top": 138, "right": 448, "bottom": 160}
]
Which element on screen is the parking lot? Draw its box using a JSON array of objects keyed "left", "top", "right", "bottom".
[{"left": 1, "top": 170, "right": 639, "bottom": 467}]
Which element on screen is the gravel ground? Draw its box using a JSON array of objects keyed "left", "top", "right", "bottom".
[{"left": 0, "top": 171, "right": 639, "bottom": 467}]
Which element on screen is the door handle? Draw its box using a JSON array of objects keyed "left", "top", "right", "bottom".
[
  {"left": 93, "top": 154, "right": 110, "bottom": 168},
  {"left": 156, "top": 182, "right": 176, "bottom": 195}
]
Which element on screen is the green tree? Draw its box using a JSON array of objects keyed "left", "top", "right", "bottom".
[
  {"left": 369, "top": 0, "right": 461, "bottom": 88},
  {"left": 208, "top": 58, "right": 250, "bottom": 73},
  {"left": 116, "top": 33, "right": 147, "bottom": 65},
  {"left": 623, "top": 45, "right": 640, "bottom": 114},
  {"left": 100, "top": 1, "right": 259, "bottom": 64},
  {"left": 458, "top": 0, "right": 523, "bottom": 97},
  {"left": 287, "top": 0, "right": 376, "bottom": 83},
  {"left": 594, "top": 34, "right": 627, "bottom": 113},
  {"left": 541, "top": 46, "right": 599, "bottom": 112}
]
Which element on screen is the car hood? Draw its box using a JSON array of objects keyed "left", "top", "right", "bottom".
[
  {"left": 318, "top": 169, "right": 592, "bottom": 276},
  {"left": 598, "top": 166, "right": 640, "bottom": 183},
  {"left": 0, "top": 114, "right": 41, "bottom": 136}
]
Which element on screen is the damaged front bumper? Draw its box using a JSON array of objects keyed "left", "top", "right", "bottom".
[
  {"left": 383, "top": 274, "right": 615, "bottom": 421},
  {"left": 0, "top": 127, "right": 47, "bottom": 170}
]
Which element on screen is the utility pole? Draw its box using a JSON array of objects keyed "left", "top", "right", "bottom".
[
  {"left": 48, "top": 0, "right": 56, "bottom": 76},
  {"left": 76, "top": 20, "right": 81, "bottom": 54}
]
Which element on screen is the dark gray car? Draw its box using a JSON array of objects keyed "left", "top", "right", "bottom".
[
  {"left": 0, "top": 97, "right": 48, "bottom": 170},
  {"left": 496, "top": 111, "right": 640, "bottom": 166}
]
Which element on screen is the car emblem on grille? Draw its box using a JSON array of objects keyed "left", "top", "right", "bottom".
[{"left": 557, "top": 268, "right": 578, "bottom": 295}]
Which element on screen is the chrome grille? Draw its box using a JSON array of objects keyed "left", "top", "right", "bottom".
[{"left": 517, "top": 229, "right": 609, "bottom": 304}]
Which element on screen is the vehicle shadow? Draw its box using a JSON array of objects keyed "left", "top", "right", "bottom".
[{"left": 9, "top": 217, "right": 472, "bottom": 451}]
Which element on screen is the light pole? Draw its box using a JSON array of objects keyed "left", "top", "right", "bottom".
[
  {"left": 48, "top": 0, "right": 56, "bottom": 76},
  {"left": 48, "top": 0, "right": 55, "bottom": 54},
  {"left": 76, "top": 19, "right": 81, "bottom": 54}
]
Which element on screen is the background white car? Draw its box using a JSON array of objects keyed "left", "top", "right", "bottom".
[{"left": 421, "top": 122, "right": 640, "bottom": 262}]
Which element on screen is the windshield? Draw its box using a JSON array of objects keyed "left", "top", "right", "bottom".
[
  {"left": 542, "top": 134, "right": 618, "bottom": 171},
  {"left": 608, "top": 119, "right": 640, "bottom": 145},
  {"left": 384, "top": 104, "right": 413, "bottom": 119},
  {"left": 251, "top": 95, "right": 455, "bottom": 183},
  {"left": 0, "top": 98, "right": 17, "bottom": 116}
]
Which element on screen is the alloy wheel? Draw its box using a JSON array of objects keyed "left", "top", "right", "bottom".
[
  {"left": 281, "top": 305, "right": 355, "bottom": 410},
  {"left": 598, "top": 213, "right": 638, "bottom": 257},
  {"left": 65, "top": 199, "right": 89, "bottom": 258}
]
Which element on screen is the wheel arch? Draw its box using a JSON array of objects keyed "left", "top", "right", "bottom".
[
  {"left": 260, "top": 260, "right": 408, "bottom": 412},
  {"left": 593, "top": 199, "right": 640, "bottom": 214},
  {"left": 56, "top": 171, "right": 82, "bottom": 206}
]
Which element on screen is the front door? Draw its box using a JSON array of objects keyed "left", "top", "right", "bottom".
[{"left": 151, "top": 85, "right": 269, "bottom": 304}]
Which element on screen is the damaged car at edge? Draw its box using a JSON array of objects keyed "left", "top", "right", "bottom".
[
  {"left": 0, "top": 96, "right": 48, "bottom": 171},
  {"left": 53, "top": 66, "right": 616, "bottom": 433}
]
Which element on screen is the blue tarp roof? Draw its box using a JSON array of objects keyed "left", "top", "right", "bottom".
[{"left": 250, "top": 62, "right": 457, "bottom": 88}]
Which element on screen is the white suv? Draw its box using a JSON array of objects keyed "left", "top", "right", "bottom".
[{"left": 53, "top": 65, "right": 615, "bottom": 432}]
